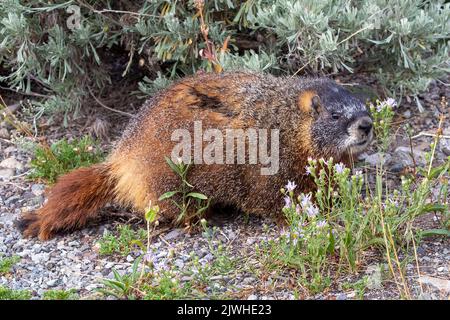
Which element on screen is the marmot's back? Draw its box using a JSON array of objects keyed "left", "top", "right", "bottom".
[{"left": 18, "top": 71, "right": 373, "bottom": 240}]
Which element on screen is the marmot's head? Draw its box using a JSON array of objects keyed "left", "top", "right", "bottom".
[{"left": 297, "top": 79, "right": 373, "bottom": 159}]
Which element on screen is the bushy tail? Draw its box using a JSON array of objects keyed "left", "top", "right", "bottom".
[{"left": 17, "top": 164, "right": 115, "bottom": 240}]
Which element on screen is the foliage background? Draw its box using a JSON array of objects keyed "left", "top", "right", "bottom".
[{"left": 0, "top": 0, "right": 449, "bottom": 119}]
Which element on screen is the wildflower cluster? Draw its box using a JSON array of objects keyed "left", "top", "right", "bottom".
[
  {"left": 369, "top": 98, "right": 397, "bottom": 152},
  {"left": 276, "top": 158, "right": 368, "bottom": 292}
]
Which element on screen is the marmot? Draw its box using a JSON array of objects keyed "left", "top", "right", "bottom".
[{"left": 18, "top": 71, "right": 373, "bottom": 240}]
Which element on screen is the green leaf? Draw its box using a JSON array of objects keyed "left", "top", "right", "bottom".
[
  {"left": 327, "top": 229, "right": 335, "bottom": 254},
  {"left": 419, "top": 229, "right": 450, "bottom": 238},
  {"left": 182, "top": 179, "right": 194, "bottom": 188},
  {"left": 158, "top": 191, "right": 178, "bottom": 201},
  {"left": 420, "top": 203, "right": 447, "bottom": 214},
  {"left": 427, "top": 163, "right": 449, "bottom": 179},
  {"left": 186, "top": 192, "right": 208, "bottom": 200},
  {"left": 145, "top": 205, "right": 159, "bottom": 222},
  {"left": 365, "top": 237, "right": 386, "bottom": 248},
  {"left": 131, "top": 240, "right": 145, "bottom": 251},
  {"left": 165, "top": 156, "right": 182, "bottom": 176},
  {"left": 131, "top": 256, "right": 142, "bottom": 276}
]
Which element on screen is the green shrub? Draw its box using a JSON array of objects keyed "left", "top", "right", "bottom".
[
  {"left": 98, "top": 225, "right": 146, "bottom": 257},
  {"left": 43, "top": 289, "right": 78, "bottom": 300},
  {"left": 0, "top": 286, "right": 31, "bottom": 300},
  {"left": 0, "top": 255, "right": 20, "bottom": 275},
  {"left": 248, "top": 0, "right": 450, "bottom": 107},
  {"left": 0, "top": 0, "right": 448, "bottom": 117},
  {"left": 158, "top": 157, "right": 210, "bottom": 226},
  {"left": 28, "top": 135, "right": 104, "bottom": 183}
]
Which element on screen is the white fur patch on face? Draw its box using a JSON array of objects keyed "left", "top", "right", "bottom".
[
  {"left": 340, "top": 103, "right": 365, "bottom": 119},
  {"left": 343, "top": 121, "right": 373, "bottom": 154}
]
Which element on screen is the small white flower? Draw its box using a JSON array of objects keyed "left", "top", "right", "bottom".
[
  {"left": 385, "top": 97, "right": 397, "bottom": 107},
  {"left": 353, "top": 170, "right": 363, "bottom": 180},
  {"left": 300, "top": 194, "right": 312, "bottom": 209},
  {"left": 334, "top": 162, "right": 345, "bottom": 174},
  {"left": 281, "top": 229, "right": 291, "bottom": 238},
  {"left": 305, "top": 166, "right": 312, "bottom": 175},
  {"left": 285, "top": 180, "right": 297, "bottom": 192},
  {"left": 306, "top": 205, "right": 319, "bottom": 218},
  {"left": 376, "top": 103, "right": 384, "bottom": 113},
  {"left": 283, "top": 196, "right": 292, "bottom": 209},
  {"left": 316, "top": 220, "right": 327, "bottom": 228}
]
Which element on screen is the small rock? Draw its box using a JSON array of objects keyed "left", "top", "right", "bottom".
[
  {"left": 174, "top": 259, "right": 184, "bottom": 269},
  {"left": 336, "top": 293, "right": 347, "bottom": 300},
  {"left": 441, "top": 138, "right": 450, "bottom": 156},
  {"left": 86, "top": 284, "right": 99, "bottom": 291},
  {"left": 389, "top": 163, "right": 405, "bottom": 173},
  {"left": 242, "top": 277, "right": 254, "bottom": 285},
  {"left": 246, "top": 238, "right": 255, "bottom": 246},
  {"left": 126, "top": 255, "right": 134, "bottom": 262},
  {"left": 418, "top": 276, "right": 450, "bottom": 293},
  {"left": 358, "top": 152, "right": 369, "bottom": 161},
  {"left": 392, "top": 146, "right": 426, "bottom": 167},
  {"left": 31, "top": 253, "right": 50, "bottom": 264},
  {"left": 364, "top": 153, "right": 391, "bottom": 166},
  {"left": 403, "top": 110, "right": 412, "bottom": 118},
  {"left": 68, "top": 240, "right": 80, "bottom": 247},
  {"left": 0, "top": 168, "right": 14, "bottom": 179},
  {"left": 247, "top": 294, "right": 258, "bottom": 300},
  {"left": 417, "top": 293, "right": 433, "bottom": 300},
  {"left": 0, "top": 157, "right": 23, "bottom": 170},
  {"left": 5, "top": 195, "right": 20, "bottom": 206},
  {"left": 31, "top": 184, "right": 45, "bottom": 196},
  {"left": 443, "top": 147, "right": 450, "bottom": 156},
  {"left": 3, "top": 146, "right": 16, "bottom": 154},
  {"left": 47, "top": 279, "right": 60, "bottom": 287},
  {"left": 437, "top": 266, "right": 445, "bottom": 272},
  {"left": 0, "top": 128, "right": 9, "bottom": 139},
  {"left": 164, "top": 229, "right": 183, "bottom": 241},
  {"left": 0, "top": 213, "right": 15, "bottom": 226}
]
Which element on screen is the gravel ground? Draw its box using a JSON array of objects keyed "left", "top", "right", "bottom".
[{"left": 0, "top": 77, "right": 449, "bottom": 300}]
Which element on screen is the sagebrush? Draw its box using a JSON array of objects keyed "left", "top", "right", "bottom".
[{"left": 0, "top": 0, "right": 448, "bottom": 118}]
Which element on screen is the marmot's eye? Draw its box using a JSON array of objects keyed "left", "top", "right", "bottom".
[{"left": 331, "top": 113, "right": 340, "bottom": 120}]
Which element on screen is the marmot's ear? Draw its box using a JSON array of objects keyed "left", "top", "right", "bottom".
[
  {"left": 311, "top": 95, "right": 323, "bottom": 117},
  {"left": 297, "top": 91, "right": 323, "bottom": 117}
]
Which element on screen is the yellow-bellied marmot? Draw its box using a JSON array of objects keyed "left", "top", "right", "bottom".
[{"left": 18, "top": 71, "right": 373, "bottom": 240}]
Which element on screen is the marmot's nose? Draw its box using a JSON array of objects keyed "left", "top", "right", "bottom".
[{"left": 357, "top": 117, "right": 373, "bottom": 135}]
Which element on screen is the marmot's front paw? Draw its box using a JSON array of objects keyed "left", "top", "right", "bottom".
[{"left": 15, "top": 212, "right": 41, "bottom": 239}]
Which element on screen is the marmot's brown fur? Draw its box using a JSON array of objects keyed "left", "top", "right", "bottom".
[{"left": 18, "top": 71, "right": 373, "bottom": 240}]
